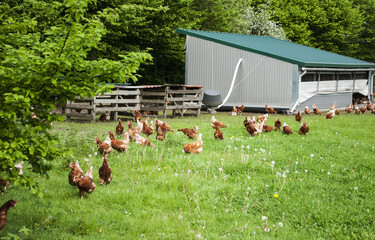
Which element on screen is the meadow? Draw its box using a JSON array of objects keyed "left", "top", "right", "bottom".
[{"left": 1, "top": 111, "right": 375, "bottom": 239}]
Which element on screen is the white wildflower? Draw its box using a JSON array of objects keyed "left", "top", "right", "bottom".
[
  {"left": 327, "top": 172, "right": 331, "bottom": 175},
  {"left": 89, "top": 154, "right": 92, "bottom": 158},
  {"left": 354, "top": 187, "right": 358, "bottom": 190},
  {"left": 264, "top": 227, "right": 270, "bottom": 232},
  {"left": 262, "top": 216, "right": 268, "bottom": 221},
  {"left": 310, "top": 154, "right": 314, "bottom": 157},
  {"left": 175, "top": 173, "right": 178, "bottom": 176},
  {"left": 94, "top": 152, "right": 98, "bottom": 156},
  {"left": 219, "top": 168, "right": 223, "bottom": 171},
  {"left": 279, "top": 222, "right": 283, "bottom": 227},
  {"left": 178, "top": 215, "right": 183, "bottom": 220}
]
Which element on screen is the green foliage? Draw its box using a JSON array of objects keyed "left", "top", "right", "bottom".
[
  {"left": 0, "top": 0, "right": 151, "bottom": 194},
  {"left": 269, "top": 0, "right": 364, "bottom": 56},
  {"left": 1, "top": 113, "right": 375, "bottom": 238}
]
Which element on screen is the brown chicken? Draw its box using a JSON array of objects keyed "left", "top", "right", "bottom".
[
  {"left": 238, "top": 105, "right": 245, "bottom": 113},
  {"left": 265, "top": 104, "right": 277, "bottom": 114},
  {"left": 366, "top": 102, "right": 372, "bottom": 111},
  {"left": 257, "top": 114, "right": 268, "bottom": 123},
  {"left": 304, "top": 106, "right": 310, "bottom": 115},
  {"left": 94, "top": 136, "right": 113, "bottom": 156},
  {"left": 115, "top": 119, "right": 124, "bottom": 136},
  {"left": 360, "top": 106, "right": 367, "bottom": 114},
  {"left": 211, "top": 116, "right": 227, "bottom": 128},
  {"left": 262, "top": 124, "right": 274, "bottom": 132},
  {"left": 134, "top": 110, "right": 141, "bottom": 122},
  {"left": 108, "top": 131, "right": 129, "bottom": 153},
  {"left": 213, "top": 126, "right": 224, "bottom": 140},
  {"left": 274, "top": 118, "right": 282, "bottom": 131},
  {"left": 178, "top": 125, "right": 199, "bottom": 139},
  {"left": 246, "top": 121, "right": 258, "bottom": 136},
  {"left": 232, "top": 106, "right": 238, "bottom": 114},
  {"left": 329, "top": 103, "right": 336, "bottom": 110},
  {"left": 99, "top": 112, "right": 110, "bottom": 122},
  {"left": 345, "top": 104, "right": 353, "bottom": 114},
  {"left": 355, "top": 107, "right": 361, "bottom": 115},
  {"left": 135, "top": 133, "right": 155, "bottom": 146},
  {"left": 243, "top": 116, "right": 251, "bottom": 128},
  {"left": 184, "top": 134, "right": 203, "bottom": 154},
  {"left": 312, "top": 104, "right": 322, "bottom": 115},
  {"left": 0, "top": 200, "right": 17, "bottom": 231},
  {"left": 127, "top": 121, "right": 136, "bottom": 141},
  {"left": 0, "top": 179, "right": 9, "bottom": 195},
  {"left": 160, "top": 122, "right": 175, "bottom": 133},
  {"left": 335, "top": 109, "right": 341, "bottom": 115},
  {"left": 73, "top": 166, "right": 96, "bottom": 199},
  {"left": 295, "top": 110, "right": 302, "bottom": 123},
  {"left": 282, "top": 123, "right": 293, "bottom": 135},
  {"left": 142, "top": 121, "right": 154, "bottom": 137},
  {"left": 156, "top": 127, "right": 166, "bottom": 141},
  {"left": 68, "top": 160, "right": 83, "bottom": 186},
  {"left": 99, "top": 155, "right": 112, "bottom": 186},
  {"left": 298, "top": 122, "right": 310, "bottom": 135},
  {"left": 324, "top": 110, "right": 335, "bottom": 119}
]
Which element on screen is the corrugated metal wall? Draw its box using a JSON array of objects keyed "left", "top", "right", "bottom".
[
  {"left": 296, "top": 93, "right": 352, "bottom": 111},
  {"left": 186, "top": 36, "right": 295, "bottom": 109}
]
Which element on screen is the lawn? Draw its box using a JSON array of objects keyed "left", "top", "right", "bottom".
[{"left": 1, "top": 111, "right": 375, "bottom": 239}]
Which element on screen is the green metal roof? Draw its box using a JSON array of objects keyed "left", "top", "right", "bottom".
[{"left": 177, "top": 29, "right": 375, "bottom": 68}]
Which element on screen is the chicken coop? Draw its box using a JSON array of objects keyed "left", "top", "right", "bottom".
[
  {"left": 176, "top": 29, "right": 375, "bottom": 112},
  {"left": 64, "top": 84, "right": 203, "bottom": 122}
]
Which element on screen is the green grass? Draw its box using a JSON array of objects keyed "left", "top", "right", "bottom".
[{"left": 1, "top": 112, "right": 375, "bottom": 239}]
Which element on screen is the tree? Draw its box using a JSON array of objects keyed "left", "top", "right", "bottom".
[
  {"left": 0, "top": 0, "right": 151, "bottom": 195},
  {"left": 232, "top": 3, "right": 288, "bottom": 40},
  {"left": 269, "top": 0, "right": 363, "bottom": 56},
  {"left": 352, "top": 0, "right": 375, "bottom": 62}
]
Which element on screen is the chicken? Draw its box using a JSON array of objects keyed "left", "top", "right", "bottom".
[
  {"left": 345, "top": 104, "right": 353, "bottom": 114},
  {"left": 232, "top": 106, "right": 238, "bottom": 115},
  {"left": 298, "top": 122, "right": 309, "bottom": 135},
  {"left": 213, "top": 126, "right": 224, "bottom": 140},
  {"left": 134, "top": 110, "right": 141, "bottom": 122},
  {"left": 134, "top": 119, "right": 143, "bottom": 134},
  {"left": 282, "top": 122, "right": 293, "bottom": 135},
  {"left": 115, "top": 119, "right": 124, "bottom": 136},
  {"left": 257, "top": 114, "right": 268, "bottom": 123},
  {"left": 159, "top": 121, "right": 175, "bottom": 133},
  {"left": 295, "top": 110, "right": 302, "bottom": 123},
  {"left": 334, "top": 109, "right": 341, "bottom": 115},
  {"left": 68, "top": 160, "right": 83, "bottom": 186},
  {"left": 73, "top": 166, "right": 96, "bottom": 199},
  {"left": 142, "top": 121, "right": 154, "bottom": 137},
  {"left": 99, "top": 112, "right": 110, "bottom": 122},
  {"left": 0, "top": 179, "right": 9, "bottom": 195},
  {"left": 274, "top": 118, "right": 282, "bottom": 131},
  {"left": 178, "top": 125, "right": 199, "bottom": 139},
  {"left": 262, "top": 124, "right": 274, "bottom": 132},
  {"left": 155, "top": 127, "right": 166, "bottom": 141},
  {"left": 372, "top": 105, "right": 375, "bottom": 114},
  {"left": 246, "top": 121, "right": 258, "bottom": 136},
  {"left": 265, "top": 104, "right": 277, "bottom": 114},
  {"left": 354, "top": 106, "right": 361, "bottom": 115},
  {"left": 155, "top": 118, "right": 163, "bottom": 131},
  {"left": 243, "top": 116, "right": 252, "bottom": 128},
  {"left": 99, "top": 155, "right": 112, "bottom": 186},
  {"left": 135, "top": 133, "right": 155, "bottom": 146},
  {"left": 329, "top": 103, "right": 336, "bottom": 110},
  {"left": 238, "top": 105, "right": 245, "bottom": 113},
  {"left": 360, "top": 106, "right": 367, "bottom": 114},
  {"left": 94, "top": 136, "right": 113, "bottom": 156},
  {"left": 304, "top": 106, "right": 310, "bottom": 115},
  {"left": 0, "top": 200, "right": 17, "bottom": 231},
  {"left": 366, "top": 102, "right": 372, "bottom": 111},
  {"left": 127, "top": 121, "right": 136, "bottom": 141},
  {"left": 184, "top": 134, "right": 203, "bottom": 154},
  {"left": 324, "top": 110, "right": 335, "bottom": 119},
  {"left": 312, "top": 104, "right": 322, "bottom": 115},
  {"left": 211, "top": 116, "right": 227, "bottom": 128},
  {"left": 108, "top": 130, "right": 129, "bottom": 153}
]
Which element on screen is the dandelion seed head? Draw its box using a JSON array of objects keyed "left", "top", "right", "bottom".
[{"left": 264, "top": 227, "right": 270, "bottom": 232}]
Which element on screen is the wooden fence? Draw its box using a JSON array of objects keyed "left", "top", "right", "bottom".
[{"left": 64, "top": 84, "right": 203, "bottom": 122}]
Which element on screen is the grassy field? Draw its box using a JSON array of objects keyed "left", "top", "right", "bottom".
[{"left": 1, "top": 111, "right": 375, "bottom": 239}]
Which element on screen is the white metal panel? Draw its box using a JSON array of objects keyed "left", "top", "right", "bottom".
[{"left": 185, "top": 37, "right": 295, "bottom": 108}]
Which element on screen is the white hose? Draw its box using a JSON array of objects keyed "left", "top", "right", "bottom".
[{"left": 217, "top": 58, "right": 243, "bottom": 109}]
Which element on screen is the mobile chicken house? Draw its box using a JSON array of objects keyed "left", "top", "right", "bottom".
[{"left": 176, "top": 29, "right": 375, "bottom": 112}]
